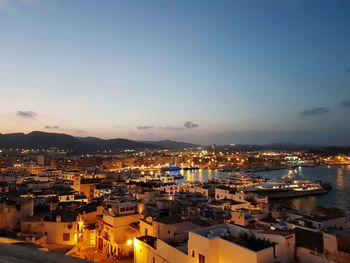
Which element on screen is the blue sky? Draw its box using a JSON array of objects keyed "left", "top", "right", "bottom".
[{"left": 0, "top": 0, "right": 349, "bottom": 145}]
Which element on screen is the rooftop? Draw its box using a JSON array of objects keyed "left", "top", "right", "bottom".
[
  {"left": 224, "top": 236, "right": 273, "bottom": 252},
  {"left": 261, "top": 229, "right": 294, "bottom": 237},
  {"left": 193, "top": 224, "right": 274, "bottom": 252},
  {"left": 137, "top": 235, "right": 157, "bottom": 249},
  {"left": 0, "top": 242, "right": 89, "bottom": 263},
  {"left": 258, "top": 217, "right": 277, "bottom": 224},
  {"left": 216, "top": 185, "right": 232, "bottom": 191},
  {"left": 295, "top": 227, "right": 323, "bottom": 252},
  {"left": 154, "top": 215, "right": 184, "bottom": 224},
  {"left": 75, "top": 204, "right": 99, "bottom": 214},
  {"left": 162, "top": 239, "right": 188, "bottom": 254}
]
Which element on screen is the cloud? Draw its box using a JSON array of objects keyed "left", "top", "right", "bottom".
[
  {"left": 339, "top": 100, "right": 350, "bottom": 108},
  {"left": 44, "top": 125, "right": 59, "bottom": 129},
  {"left": 137, "top": 123, "right": 199, "bottom": 132},
  {"left": 137, "top": 125, "right": 190, "bottom": 132},
  {"left": 75, "top": 129, "right": 85, "bottom": 133},
  {"left": 159, "top": 126, "right": 183, "bottom": 131},
  {"left": 16, "top": 110, "right": 37, "bottom": 118},
  {"left": 137, "top": 126, "right": 154, "bottom": 130},
  {"left": 300, "top": 107, "right": 330, "bottom": 117},
  {"left": 184, "top": 121, "right": 199, "bottom": 129}
]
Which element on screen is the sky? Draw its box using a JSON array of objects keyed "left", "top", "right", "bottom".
[{"left": 0, "top": 0, "right": 350, "bottom": 145}]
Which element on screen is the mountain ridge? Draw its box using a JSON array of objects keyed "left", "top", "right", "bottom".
[
  {"left": 0, "top": 131, "right": 346, "bottom": 153},
  {"left": 0, "top": 131, "right": 198, "bottom": 152}
]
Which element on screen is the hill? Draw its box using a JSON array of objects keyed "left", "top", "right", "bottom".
[
  {"left": 0, "top": 132, "right": 197, "bottom": 153},
  {"left": 140, "top": 139, "right": 199, "bottom": 149}
]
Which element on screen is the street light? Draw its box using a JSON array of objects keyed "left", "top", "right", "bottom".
[{"left": 127, "top": 239, "right": 133, "bottom": 246}]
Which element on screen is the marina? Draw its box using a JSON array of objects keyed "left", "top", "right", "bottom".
[{"left": 171, "top": 165, "right": 350, "bottom": 221}]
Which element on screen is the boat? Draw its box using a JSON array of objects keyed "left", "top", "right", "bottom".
[
  {"left": 281, "top": 168, "right": 298, "bottom": 179},
  {"left": 243, "top": 179, "right": 328, "bottom": 199},
  {"left": 161, "top": 164, "right": 180, "bottom": 172},
  {"left": 182, "top": 166, "right": 200, "bottom": 171}
]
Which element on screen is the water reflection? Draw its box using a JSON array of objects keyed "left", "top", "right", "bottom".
[
  {"left": 336, "top": 168, "right": 345, "bottom": 190},
  {"left": 176, "top": 169, "right": 221, "bottom": 183},
  {"left": 345, "top": 165, "right": 350, "bottom": 172},
  {"left": 288, "top": 196, "right": 317, "bottom": 212}
]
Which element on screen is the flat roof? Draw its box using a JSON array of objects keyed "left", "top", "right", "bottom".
[
  {"left": 192, "top": 224, "right": 273, "bottom": 252},
  {"left": 162, "top": 239, "right": 188, "bottom": 254},
  {"left": 0, "top": 243, "right": 89, "bottom": 263},
  {"left": 261, "top": 229, "right": 294, "bottom": 237},
  {"left": 137, "top": 236, "right": 157, "bottom": 249},
  {"left": 224, "top": 236, "right": 273, "bottom": 252},
  {"left": 154, "top": 215, "right": 184, "bottom": 224}
]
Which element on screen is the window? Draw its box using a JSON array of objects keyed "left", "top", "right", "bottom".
[
  {"left": 152, "top": 257, "right": 155, "bottom": 263},
  {"left": 145, "top": 229, "right": 148, "bottom": 236},
  {"left": 199, "top": 254, "right": 205, "bottom": 263},
  {"left": 63, "top": 233, "right": 70, "bottom": 241},
  {"left": 192, "top": 250, "right": 195, "bottom": 257}
]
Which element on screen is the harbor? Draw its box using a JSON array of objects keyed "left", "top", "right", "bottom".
[{"left": 168, "top": 165, "right": 350, "bottom": 221}]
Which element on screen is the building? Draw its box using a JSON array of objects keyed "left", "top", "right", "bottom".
[
  {"left": 139, "top": 215, "right": 199, "bottom": 240},
  {"left": 134, "top": 223, "right": 297, "bottom": 263},
  {"left": 96, "top": 200, "right": 142, "bottom": 257},
  {"left": 21, "top": 210, "right": 81, "bottom": 246},
  {"left": 37, "top": 155, "right": 45, "bottom": 166},
  {"left": 0, "top": 197, "right": 34, "bottom": 230},
  {"left": 58, "top": 193, "right": 88, "bottom": 203}
]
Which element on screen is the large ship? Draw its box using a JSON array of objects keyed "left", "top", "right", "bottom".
[{"left": 243, "top": 179, "right": 328, "bottom": 199}]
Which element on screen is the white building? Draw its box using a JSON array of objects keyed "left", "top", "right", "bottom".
[
  {"left": 21, "top": 210, "right": 81, "bottom": 246},
  {"left": 139, "top": 215, "right": 199, "bottom": 240},
  {"left": 134, "top": 223, "right": 296, "bottom": 263},
  {"left": 96, "top": 201, "right": 142, "bottom": 257},
  {"left": 154, "top": 184, "right": 180, "bottom": 198},
  {"left": 58, "top": 193, "right": 88, "bottom": 203}
]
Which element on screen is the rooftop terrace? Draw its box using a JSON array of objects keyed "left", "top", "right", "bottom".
[{"left": 192, "top": 224, "right": 273, "bottom": 252}]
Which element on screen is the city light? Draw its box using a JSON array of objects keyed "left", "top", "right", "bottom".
[{"left": 127, "top": 239, "right": 133, "bottom": 246}]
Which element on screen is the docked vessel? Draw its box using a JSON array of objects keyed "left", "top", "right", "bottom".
[{"left": 243, "top": 179, "right": 328, "bottom": 199}]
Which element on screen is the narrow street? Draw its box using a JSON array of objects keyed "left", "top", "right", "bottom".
[{"left": 70, "top": 245, "right": 133, "bottom": 263}]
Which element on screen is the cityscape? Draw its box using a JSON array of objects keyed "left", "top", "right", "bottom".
[{"left": 1, "top": 1, "right": 350, "bottom": 263}]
